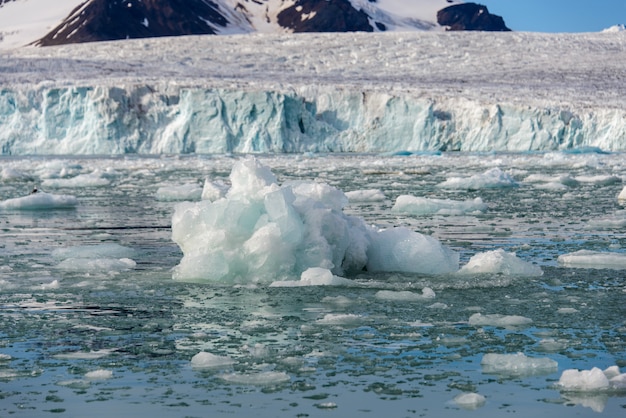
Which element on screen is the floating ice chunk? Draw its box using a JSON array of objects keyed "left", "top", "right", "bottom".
[
  {"left": 557, "top": 250, "right": 626, "bottom": 269},
  {"left": 1, "top": 167, "right": 33, "bottom": 181},
  {"left": 453, "top": 393, "right": 486, "bottom": 409},
  {"left": 438, "top": 168, "right": 518, "bottom": 190},
  {"left": 619, "top": 186, "right": 626, "bottom": 202},
  {"left": 201, "top": 179, "right": 229, "bottom": 201},
  {"left": 392, "top": 195, "right": 487, "bottom": 216},
  {"left": 523, "top": 173, "right": 579, "bottom": 187},
  {"left": 219, "top": 371, "right": 290, "bottom": 386},
  {"left": 172, "top": 158, "right": 458, "bottom": 282},
  {"left": 481, "top": 352, "right": 558, "bottom": 376},
  {"left": 155, "top": 183, "right": 202, "bottom": 201},
  {"left": 270, "top": 267, "right": 355, "bottom": 287},
  {"left": 0, "top": 192, "right": 78, "bottom": 210},
  {"left": 458, "top": 249, "right": 543, "bottom": 276},
  {"left": 53, "top": 349, "right": 116, "bottom": 360},
  {"left": 468, "top": 313, "right": 532, "bottom": 328},
  {"left": 53, "top": 243, "right": 136, "bottom": 260},
  {"left": 40, "top": 279, "right": 60, "bottom": 290},
  {"left": 575, "top": 175, "right": 621, "bottom": 186},
  {"left": 42, "top": 172, "right": 110, "bottom": 188},
  {"left": 558, "top": 368, "right": 610, "bottom": 392},
  {"left": 345, "top": 189, "right": 386, "bottom": 203},
  {"left": 56, "top": 258, "right": 136, "bottom": 273},
  {"left": 85, "top": 369, "right": 113, "bottom": 380},
  {"left": 375, "top": 288, "right": 436, "bottom": 301},
  {"left": 316, "top": 313, "right": 364, "bottom": 325},
  {"left": 191, "top": 352, "right": 235, "bottom": 369},
  {"left": 366, "top": 227, "right": 459, "bottom": 274}
]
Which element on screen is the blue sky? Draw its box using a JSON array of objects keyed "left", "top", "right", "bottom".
[{"left": 478, "top": 0, "right": 626, "bottom": 32}]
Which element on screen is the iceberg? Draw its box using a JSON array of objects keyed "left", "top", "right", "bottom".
[{"left": 171, "top": 158, "right": 459, "bottom": 283}]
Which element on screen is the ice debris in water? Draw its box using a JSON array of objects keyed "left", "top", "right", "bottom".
[
  {"left": 270, "top": 267, "right": 355, "bottom": 287},
  {"left": 557, "top": 250, "right": 626, "bottom": 269},
  {"left": 374, "top": 288, "right": 436, "bottom": 301},
  {"left": 85, "top": 369, "right": 113, "bottom": 380},
  {"left": 171, "top": 158, "right": 459, "bottom": 283},
  {"left": 345, "top": 189, "right": 386, "bottom": 203},
  {"left": 438, "top": 168, "right": 518, "bottom": 190},
  {"left": 53, "top": 243, "right": 136, "bottom": 273},
  {"left": 457, "top": 249, "right": 543, "bottom": 276},
  {"left": 618, "top": 186, "right": 626, "bottom": 203},
  {"left": 481, "top": 353, "right": 558, "bottom": 376},
  {"left": 558, "top": 366, "right": 626, "bottom": 392},
  {"left": 219, "top": 371, "right": 290, "bottom": 386},
  {"left": 468, "top": 313, "right": 533, "bottom": 328},
  {"left": 191, "top": 352, "right": 236, "bottom": 369},
  {"left": 155, "top": 183, "right": 203, "bottom": 201},
  {"left": 392, "top": 195, "right": 487, "bottom": 216},
  {"left": 42, "top": 171, "right": 111, "bottom": 188},
  {"left": 453, "top": 392, "right": 486, "bottom": 409},
  {"left": 0, "top": 192, "right": 78, "bottom": 210}
]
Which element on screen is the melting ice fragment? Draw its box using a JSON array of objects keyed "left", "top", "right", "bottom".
[
  {"left": 481, "top": 352, "right": 558, "bottom": 376},
  {"left": 155, "top": 183, "right": 203, "bottom": 201},
  {"left": 438, "top": 168, "right": 518, "bottom": 190},
  {"left": 191, "top": 352, "right": 235, "bottom": 369},
  {"left": 458, "top": 249, "right": 543, "bottom": 276},
  {"left": 270, "top": 267, "right": 355, "bottom": 287},
  {"left": 453, "top": 392, "right": 486, "bottom": 409},
  {"left": 392, "top": 195, "right": 487, "bottom": 216},
  {"left": 171, "top": 158, "right": 459, "bottom": 283},
  {"left": 468, "top": 313, "right": 532, "bottom": 328},
  {"left": 557, "top": 250, "right": 626, "bottom": 269},
  {"left": 0, "top": 192, "right": 78, "bottom": 210}
]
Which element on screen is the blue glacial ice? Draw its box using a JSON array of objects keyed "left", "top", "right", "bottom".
[{"left": 1, "top": 86, "right": 625, "bottom": 154}]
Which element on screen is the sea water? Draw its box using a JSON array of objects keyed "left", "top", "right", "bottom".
[{"left": 0, "top": 152, "right": 624, "bottom": 417}]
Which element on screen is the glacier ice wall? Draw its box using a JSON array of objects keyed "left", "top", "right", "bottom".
[{"left": 1, "top": 84, "right": 625, "bottom": 155}]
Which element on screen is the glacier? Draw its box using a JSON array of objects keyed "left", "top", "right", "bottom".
[{"left": 1, "top": 31, "right": 625, "bottom": 154}]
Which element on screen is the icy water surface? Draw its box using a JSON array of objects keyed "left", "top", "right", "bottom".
[{"left": 0, "top": 152, "right": 625, "bottom": 417}]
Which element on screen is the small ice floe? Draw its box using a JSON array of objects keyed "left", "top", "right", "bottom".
[
  {"left": 156, "top": 183, "right": 203, "bottom": 201},
  {"left": 190, "top": 352, "right": 235, "bottom": 369},
  {"left": 523, "top": 173, "right": 579, "bottom": 188},
  {"left": 574, "top": 175, "right": 621, "bottom": 186},
  {"left": 53, "top": 349, "right": 116, "bottom": 360},
  {"left": 345, "top": 189, "right": 386, "bottom": 203},
  {"left": 53, "top": 243, "right": 137, "bottom": 273},
  {"left": 452, "top": 392, "right": 486, "bottom": 409},
  {"left": 468, "top": 313, "right": 532, "bottom": 328},
  {"left": 438, "top": 168, "right": 518, "bottom": 190},
  {"left": 481, "top": 352, "right": 558, "bottom": 376},
  {"left": 85, "top": 369, "right": 113, "bottom": 380},
  {"left": 374, "top": 287, "right": 436, "bottom": 302},
  {"left": 270, "top": 267, "right": 355, "bottom": 287},
  {"left": 201, "top": 179, "right": 229, "bottom": 201},
  {"left": 557, "top": 250, "right": 626, "bottom": 269},
  {"left": 587, "top": 210, "right": 626, "bottom": 229},
  {"left": 0, "top": 192, "right": 78, "bottom": 210},
  {"left": 557, "top": 366, "right": 626, "bottom": 392},
  {"left": 0, "top": 167, "right": 33, "bottom": 182},
  {"left": 218, "top": 371, "right": 290, "bottom": 386},
  {"left": 618, "top": 186, "right": 626, "bottom": 203},
  {"left": 315, "top": 313, "right": 364, "bottom": 326},
  {"left": 42, "top": 171, "right": 110, "bottom": 188},
  {"left": 457, "top": 249, "right": 543, "bottom": 276},
  {"left": 391, "top": 195, "right": 487, "bottom": 216}
]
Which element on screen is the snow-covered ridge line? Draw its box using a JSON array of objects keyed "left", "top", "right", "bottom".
[{"left": 1, "top": 31, "right": 624, "bottom": 154}]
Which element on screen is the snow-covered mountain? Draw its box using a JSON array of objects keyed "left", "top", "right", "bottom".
[{"left": 0, "top": 0, "right": 509, "bottom": 49}]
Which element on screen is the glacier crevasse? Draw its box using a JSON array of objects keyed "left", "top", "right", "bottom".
[{"left": 1, "top": 85, "right": 624, "bottom": 155}]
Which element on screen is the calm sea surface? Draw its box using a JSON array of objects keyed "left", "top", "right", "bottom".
[{"left": 0, "top": 152, "right": 624, "bottom": 417}]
